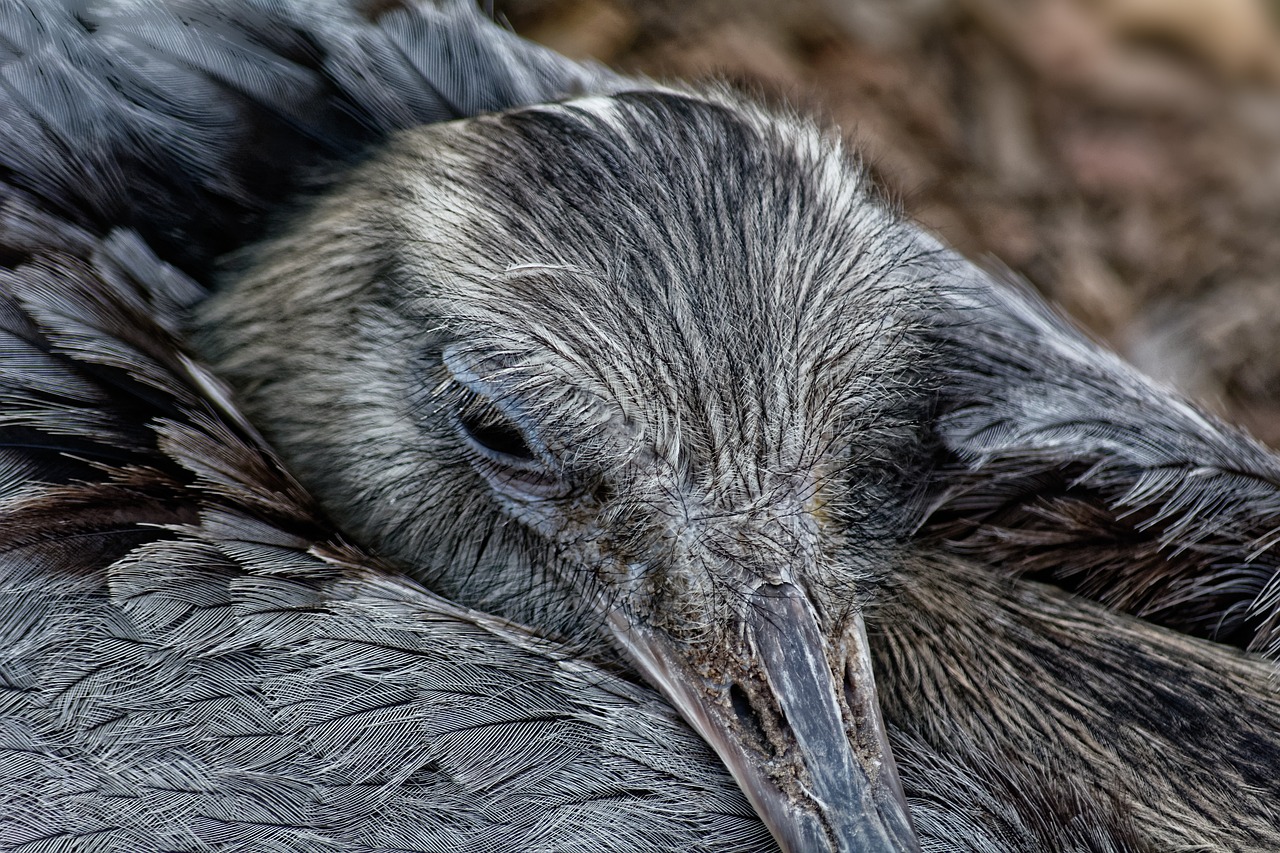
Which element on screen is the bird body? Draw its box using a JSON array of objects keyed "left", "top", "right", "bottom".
[{"left": 3, "top": 1, "right": 1280, "bottom": 851}]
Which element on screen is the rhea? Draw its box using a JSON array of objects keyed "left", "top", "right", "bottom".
[
  {"left": 194, "top": 89, "right": 1280, "bottom": 851},
  {"left": 7, "top": 0, "right": 1280, "bottom": 850}
]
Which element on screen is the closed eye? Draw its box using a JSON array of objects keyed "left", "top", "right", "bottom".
[
  {"left": 451, "top": 393, "right": 565, "bottom": 495},
  {"left": 458, "top": 404, "right": 535, "bottom": 461},
  {"left": 442, "top": 353, "right": 570, "bottom": 501}
]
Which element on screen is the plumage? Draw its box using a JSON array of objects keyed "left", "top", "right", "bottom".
[
  {"left": 2, "top": 1, "right": 1280, "bottom": 852},
  {"left": 923, "top": 276, "right": 1280, "bottom": 652},
  {"left": 0, "top": 216, "right": 768, "bottom": 852}
]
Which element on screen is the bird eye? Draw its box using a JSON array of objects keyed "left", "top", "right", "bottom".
[
  {"left": 452, "top": 395, "right": 567, "bottom": 501},
  {"left": 442, "top": 347, "right": 568, "bottom": 501},
  {"left": 457, "top": 404, "right": 535, "bottom": 462}
]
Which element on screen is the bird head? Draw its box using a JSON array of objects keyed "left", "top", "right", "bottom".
[{"left": 198, "top": 88, "right": 946, "bottom": 852}]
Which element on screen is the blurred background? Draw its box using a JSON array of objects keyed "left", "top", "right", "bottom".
[{"left": 496, "top": 0, "right": 1280, "bottom": 445}]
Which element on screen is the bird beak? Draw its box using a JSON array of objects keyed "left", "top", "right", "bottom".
[{"left": 608, "top": 581, "right": 919, "bottom": 853}]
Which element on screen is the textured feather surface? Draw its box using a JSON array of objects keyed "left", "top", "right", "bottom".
[
  {"left": 926, "top": 266, "right": 1280, "bottom": 655},
  {"left": 0, "top": 3, "right": 774, "bottom": 849},
  {"left": 7, "top": 0, "right": 1279, "bottom": 664},
  {"left": 189, "top": 80, "right": 1280, "bottom": 850},
  {"left": 3, "top": 1, "right": 1280, "bottom": 850},
  {"left": 879, "top": 553, "right": 1280, "bottom": 852},
  {"left": 1, "top": 208, "right": 1210, "bottom": 853},
  {"left": 0, "top": 195, "right": 771, "bottom": 851},
  {"left": 0, "top": 0, "right": 612, "bottom": 275}
]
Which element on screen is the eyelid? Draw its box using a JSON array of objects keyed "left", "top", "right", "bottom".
[
  {"left": 443, "top": 345, "right": 548, "bottom": 455},
  {"left": 442, "top": 346, "right": 569, "bottom": 500},
  {"left": 452, "top": 402, "right": 540, "bottom": 470},
  {"left": 445, "top": 371, "right": 570, "bottom": 502},
  {"left": 451, "top": 407, "right": 570, "bottom": 500}
]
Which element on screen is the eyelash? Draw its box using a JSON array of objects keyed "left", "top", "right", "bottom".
[{"left": 452, "top": 394, "right": 568, "bottom": 499}]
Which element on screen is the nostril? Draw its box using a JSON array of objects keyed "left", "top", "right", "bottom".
[
  {"left": 727, "top": 681, "right": 762, "bottom": 742},
  {"left": 843, "top": 659, "right": 872, "bottom": 724},
  {"left": 728, "top": 681, "right": 776, "bottom": 752}
]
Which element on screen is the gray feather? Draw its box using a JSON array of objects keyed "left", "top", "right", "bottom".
[
  {"left": 926, "top": 264, "right": 1280, "bottom": 653},
  {"left": 0, "top": 215, "right": 770, "bottom": 852},
  {"left": 4, "top": 1, "right": 1280, "bottom": 851}
]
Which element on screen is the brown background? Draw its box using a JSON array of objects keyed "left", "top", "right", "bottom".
[{"left": 499, "top": 0, "right": 1280, "bottom": 445}]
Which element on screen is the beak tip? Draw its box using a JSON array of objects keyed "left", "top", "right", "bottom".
[{"left": 614, "top": 585, "right": 921, "bottom": 852}]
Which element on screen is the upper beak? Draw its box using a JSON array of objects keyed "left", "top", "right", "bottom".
[{"left": 609, "top": 580, "right": 919, "bottom": 853}]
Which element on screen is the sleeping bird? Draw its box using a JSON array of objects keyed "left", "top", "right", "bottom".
[{"left": 3, "top": 1, "right": 1280, "bottom": 851}]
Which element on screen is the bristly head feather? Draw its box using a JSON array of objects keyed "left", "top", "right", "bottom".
[{"left": 198, "top": 88, "right": 952, "bottom": 649}]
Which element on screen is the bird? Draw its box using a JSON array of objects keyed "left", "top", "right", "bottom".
[
  {"left": 3, "top": 1, "right": 1280, "bottom": 852},
  {"left": 193, "top": 79, "right": 1280, "bottom": 851}
]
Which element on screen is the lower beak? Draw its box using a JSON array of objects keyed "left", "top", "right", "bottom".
[{"left": 609, "top": 581, "right": 919, "bottom": 853}]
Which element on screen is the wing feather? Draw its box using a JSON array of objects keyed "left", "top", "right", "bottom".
[{"left": 928, "top": 263, "right": 1280, "bottom": 653}]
